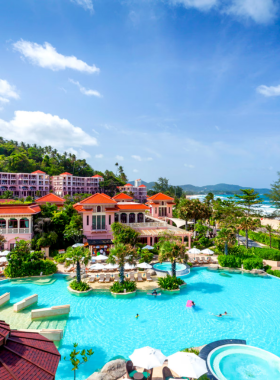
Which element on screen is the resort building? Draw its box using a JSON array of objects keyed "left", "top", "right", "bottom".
[
  {"left": 74, "top": 192, "right": 191, "bottom": 255},
  {"left": 36, "top": 193, "right": 66, "bottom": 208},
  {"left": 146, "top": 193, "right": 175, "bottom": 218},
  {"left": 0, "top": 170, "right": 50, "bottom": 198},
  {"left": 117, "top": 179, "right": 147, "bottom": 202},
  {"left": 0, "top": 203, "right": 41, "bottom": 250},
  {"left": 51, "top": 173, "right": 104, "bottom": 197}
]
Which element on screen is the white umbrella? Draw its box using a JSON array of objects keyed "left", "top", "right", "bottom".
[
  {"left": 188, "top": 248, "right": 201, "bottom": 254},
  {"left": 124, "top": 263, "right": 136, "bottom": 270},
  {"left": 0, "top": 257, "right": 7, "bottom": 263},
  {"left": 129, "top": 346, "right": 167, "bottom": 369},
  {"left": 201, "top": 248, "right": 214, "bottom": 255},
  {"left": 94, "top": 254, "right": 108, "bottom": 261},
  {"left": 137, "top": 262, "right": 153, "bottom": 269},
  {"left": 90, "top": 263, "right": 105, "bottom": 270},
  {"left": 0, "top": 251, "right": 9, "bottom": 256},
  {"left": 168, "top": 352, "right": 207, "bottom": 379},
  {"left": 72, "top": 243, "right": 84, "bottom": 248},
  {"left": 143, "top": 245, "right": 154, "bottom": 250},
  {"left": 105, "top": 263, "right": 119, "bottom": 269}
]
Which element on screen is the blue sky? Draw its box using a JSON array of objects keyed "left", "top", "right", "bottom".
[{"left": 0, "top": 0, "right": 280, "bottom": 188}]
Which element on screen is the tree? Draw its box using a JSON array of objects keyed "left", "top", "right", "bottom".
[
  {"left": 111, "top": 222, "right": 140, "bottom": 246},
  {"left": 215, "top": 227, "right": 236, "bottom": 255},
  {"left": 204, "top": 192, "right": 214, "bottom": 207},
  {"left": 268, "top": 172, "right": 280, "bottom": 211},
  {"left": 65, "top": 246, "right": 91, "bottom": 283},
  {"left": 107, "top": 243, "right": 138, "bottom": 283},
  {"left": 36, "top": 231, "right": 58, "bottom": 249},
  {"left": 237, "top": 217, "right": 261, "bottom": 249},
  {"left": 177, "top": 198, "right": 211, "bottom": 229},
  {"left": 0, "top": 234, "right": 6, "bottom": 248},
  {"left": 265, "top": 224, "right": 273, "bottom": 248},
  {"left": 234, "top": 189, "right": 263, "bottom": 216},
  {"left": 64, "top": 343, "right": 94, "bottom": 380},
  {"left": 153, "top": 177, "right": 169, "bottom": 193},
  {"left": 158, "top": 239, "right": 186, "bottom": 277}
]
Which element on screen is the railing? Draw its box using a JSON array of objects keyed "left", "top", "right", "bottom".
[
  {"left": 126, "top": 222, "right": 167, "bottom": 228},
  {"left": 0, "top": 228, "right": 6, "bottom": 234},
  {"left": 8, "top": 228, "right": 19, "bottom": 234},
  {"left": 19, "top": 228, "right": 30, "bottom": 234}
]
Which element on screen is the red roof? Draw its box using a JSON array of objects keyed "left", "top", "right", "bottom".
[
  {"left": 36, "top": 193, "right": 65, "bottom": 203},
  {"left": 147, "top": 193, "right": 174, "bottom": 201},
  {"left": 124, "top": 183, "right": 133, "bottom": 187},
  {"left": 60, "top": 172, "right": 72, "bottom": 176},
  {"left": 101, "top": 193, "right": 112, "bottom": 199},
  {"left": 92, "top": 174, "right": 103, "bottom": 178},
  {"left": 0, "top": 199, "right": 14, "bottom": 203},
  {"left": 31, "top": 170, "right": 46, "bottom": 174},
  {"left": 0, "top": 320, "right": 60, "bottom": 380},
  {"left": 0, "top": 204, "right": 41, "bottom": 215},
  {"left": 79, "top": 193, "right": 117, "bottom": 205},
  {"left": 139, "top": 184, "right": 146, "bottom": 188},
  {"left": 112, "top": 193, "right": 134, "bottom": 200},
  {"left": 117, "top": 204, "right": 149, "bottom": 210}
]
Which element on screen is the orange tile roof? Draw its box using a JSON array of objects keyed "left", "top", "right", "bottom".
[
  {"left": 60, "top": 172, "right": 72, "bottom": 176},
  {"left": 31, "top": 170, "right": 46, "bottom": 174},
  {"left": 80, "top": 193, "right": 117, "bottom": 205},
  {"left": 116, "top": 204, "right": 149, "bottom": 210},
  {"left": 112, "top": 193, "right": 134, "bottom": 200},
  {"left": 73, "top": 204, "right": 88, "bottom": 212},
  {"left": 36, "top": 193, "right": 65, "bottom": 203},
  {"left": 0, "top": 204, "right": 41, "bottom": 215},
  {"left": 92, "top": 174, "right": 103, "bottom": 178},
  {"left": 147, "top": 193, "right": 174, "bottom": 201},
  {"left": 124, "top": 183, "right": 133, "bottom": 187},
  {"left": 101, "top": 193, "right": 112, "bottom": 199},
  {"left": 139, "top": 184, "right": 146, "bottom": 187}
]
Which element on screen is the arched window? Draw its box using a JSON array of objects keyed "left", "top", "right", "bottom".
[
  {"left": 115, "top": 214, "right": 119, "bottom": 223},
  {"left": 129, "top": 213, "right": 135, "bottom": 223},
  {"left": 137, "top": 213, "right": 144, "bottom": 223},
  {"left": 0, "top": 219, "right": 6, "bottom": 228},
  {"left": 120, "top": 213, "right": 127, "bottom": 223},
  {"left": 9, "top": 219, "right": 18, "bottom": 228},
  {"left": 97, "top": 206, "right": 101, "bottom": 212},
  {"left": 20, "top": 218, "right": 29, "bottom": 228}
]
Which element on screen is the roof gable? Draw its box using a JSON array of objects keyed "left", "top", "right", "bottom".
[
  {"left": 31, "top": 170, "right": 46, "bottom": 174},
  {"left": 60, "top": 172, "right": 72, "bottom": 176},
  {"left": 36, "top": 193, "right": 65, "bottom": 203},
  {"left": 80, "top": 193, "right": 117, "bottom": 205},
  {"left": 0, "top": 204, "right": 41, "bottom": 215},
  {"left": 112, "top": 193, "right": 134, "bottom": 200},
  {"left": 147, "top": 193, "right": 174, "bottom": 201},
  {"left": 124, "top": 183, "right": 133, "bottom": 187}
]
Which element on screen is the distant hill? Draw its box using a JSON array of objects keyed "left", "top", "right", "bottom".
[{"left": 130, "top": 180, "right": 270, "bottom": 194}]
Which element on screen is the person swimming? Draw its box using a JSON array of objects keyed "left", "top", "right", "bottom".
[
  {"left": 223, "top": 311, "right": 228, "bottom": 315},
  {"left": 216, "top": 312, "right": 228, "bottom": 317},
  {"left": 136, "top": 314, "right": 139, "bottom": 319},
  {"left": 152, "top": 290, "right": 158, "bottom": 297},
  {"left": 191, "top": 301, "right": 195, "bottom": 306}
]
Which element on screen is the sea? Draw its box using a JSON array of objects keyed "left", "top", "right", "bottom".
[{"left": 188, "top": 193, "right": 276, "bottom": 216}]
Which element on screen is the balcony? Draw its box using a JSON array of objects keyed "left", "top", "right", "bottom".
[{"left": 126, "top": 222, "right": 167, "bottom": 228}]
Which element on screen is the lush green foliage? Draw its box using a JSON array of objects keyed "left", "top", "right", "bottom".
[
  {"left": 4, "top": 240, "right": 57, "bottom": 277},
  {"left": 243, "top": 257, "right": 263, "bottom": 270},
  {"left": 110, "top": 280, "right": 137, "bottom": 293},
  {"left": 158, "top": 234, "right": 187, "bottom": 277},
  {"left": 251, "top": 247, "right": 280, "bottom": 261},
  {"left": 268, "top": 172, "right": 280, "bottom": 210},
  {"left": 64, "top": 342, "right": 94, "bottom": 380},
  {"left": 267, "top": 269, "right": 280, "bottom": 278},
  {"left": 70, "top": 280, "right": 90, "bottom": 291},
  {"left": 138, "top": 249, "right": 154, "bottom": 263},
  {"left": 218, "top": 255, "right": 243, "bottom": 268},
  {"left": 177, "top": 198, "right": 211, "bottom": 224},
  {"left": 111, "top": 222, "right": 140, "bottom": 246},
  {"left": 234, "top": 189, "right": 263, "bottom": 215},
  {"left": 53, "top": 253, "right": 67, "bottom": 263},
  {"left": 180, "top": 347, "right": 199, "bottom": 355},
  {"left": 240, "top": 230, "right": 280, "bottom": 250},
  {"left": 152, "top": 177, "right": 185, "bottom": 198},
  {"left": 158, "top": 275, "right": 185, "bottom": 290},
  {"left": 66, "top": 247, "right": 91, "bottom": 283},
  {"left": 107, "top": 243, "right": 138, "bottom": 284}
]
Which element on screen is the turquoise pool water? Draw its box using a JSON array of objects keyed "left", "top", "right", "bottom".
[
  {"left": 153, "top": 262, "right": 186, "bottom": 271},
  {"left": 1, "top": 268, "right": 280, "bottom": 380},
  {"left": 208, "top": 344, "right": 280, "bottom": 379}
]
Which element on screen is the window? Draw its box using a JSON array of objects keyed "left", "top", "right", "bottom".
[
  {"left": 97, "top": 206, "right": 101, "bottom": 212},
  {"left": 109, "top": 215, "right": 111, "bottom": 225},
  {"left": 10, "top": 243, "right": 15, "bottom": 250},
  {"left": 9, "top": 219, "right": 17, "bottom": 228},
  {"left": 129, "top": 213, "right": 135, "bottom": 223},
  {"left": 92, "top": 215, "right": 106, "bottom": 230},
  {"left": 87, "top": 216, "right": 89, "bottom": 226},
  {"left": 169, "top": 207, "right": 170, "bottom": 213},
  {"left": 115, "top": 214, "right": 119, "bottom": 223},
  {"left": 137, "top": 213, "right": 144, "bottom": 223},
  {"left": 20, "top": 218, "right": 29, "bottom": 228},
  {"left": 0, "top": 219, "right": 6, "bottom": 228},
  {"left": 155, "top": 208, "right": 157, "bottom": 214},
  {"left": 120, "top": 213, "right": 127, "bottom": 223}
]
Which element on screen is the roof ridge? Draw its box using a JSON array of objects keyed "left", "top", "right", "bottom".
[
  {"left": 0, "top": 357, "right": 18, "bottom": 380},
  {"left": 9, "top": 337, "right": 60, "bottom": 356}
]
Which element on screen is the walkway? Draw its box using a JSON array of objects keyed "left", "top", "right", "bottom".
[{"left": 237, "top": 235, "right": 264, "bottom": 248}]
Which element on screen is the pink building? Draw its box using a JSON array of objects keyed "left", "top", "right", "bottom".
[
  {"left": 0, "top": 170, "right": 50, "bottom": 198},
  {"left": 146, "top": 193, "right": 175, "bottom": 218},
  {"left": 74, "top": 192, "right": 191, "bottom": 255},
  {"left": 51, "top": 173, "right": 104, "bottom": 197},
  {"left": 0, "top": 203, "right": 41, "bottom": 250},
  {"left": 117, "top": 179, "right": 147, "bottom": 202}
]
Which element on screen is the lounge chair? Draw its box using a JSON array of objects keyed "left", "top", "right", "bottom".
[
  {"left": 197, "top": 257, "right": 204, "bottom": 264},
  {"left": 99, "top": 274, "right": 105, "bottom": 283},
  {"left": 146, "top": 272, "right": 153, "bottom": 282},
  {"left": 143, "top": 368, "right": 153, "bottom": 380},
  {"left": 88, "top": 276, "right": 95, "bottom": 283},
  {"left": 126, "top": 360, "right": 136, "bottom": 379},
  {"left": 130, "top": 272, "right": 135, "bottom": 281},
  {"left": 114, "top": 274, "right": 119, "bottom": 282},
  {"left": 137, "top": 273, "right": 143, "bottom": 282},
  {"left": 105, "top": 274, "right": 111, "bottom": 283},
  {"left": 65, "top": 265, "right": 74, "bottom": 273},
  {"left": 162, "top": 367, "right": 173, "bottom": 380}
]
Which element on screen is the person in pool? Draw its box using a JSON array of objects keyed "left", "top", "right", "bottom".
[
  {"left": 223, "top": 311, "right": 228, "bottom": 315},
  {"left": 152, "top": 290, "right": 158, "bottom": 297},
  {"left": 191, "top": 301, "right": 195, "bottom": 306},
  {"left": 136, "top": 314, "right": 139, "bottom": 319},
  {"left": 216, "top": 314, "right": 223, "bottom": 317}
]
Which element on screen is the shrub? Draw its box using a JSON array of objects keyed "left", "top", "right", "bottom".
[
  {"left": 4, "top": 258, "right": 57, "bottom": 278},
  {"left": 139, "top": 249, "right": 153, "bottom": 264},
  {"left": 187, "top": 262, "right": 193, "bottom": 267},
  {"left": 243, "top": 257, "right": 263, "bottom": 270},
  {"left": 218, "top": 255, "right": 242, "bottom": 268},
  {"left": 53, "top": 253, "right": 67, "bottom": 264},
  {"left": 240, "top": 230, "right": 280, "bottom": 250},
  {"left": 267, "top": 269, "right": 280, "bottom": 278},
  {"left": 180, "top": 347, "right": 199, "bottom": 355},
  {"left": 70, "top": 280, "right": 90, "bottom": 291},
  {"left": 158, "top": 275, "right": 185, "bottom": 290},
  {"left": 251, "top": 247, "right": 280, "bottom": 261},
  {"left": 110, "top": 280, "right": 137, "bottom": 293}
]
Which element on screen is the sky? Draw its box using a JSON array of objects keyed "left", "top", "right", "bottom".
[{"left": 0, "top": 0, "right": 280, "bottom": 188}]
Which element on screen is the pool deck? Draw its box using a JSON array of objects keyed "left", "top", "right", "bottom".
[{"left": 86, "top": 276, "right": 159, "bottom": 291}]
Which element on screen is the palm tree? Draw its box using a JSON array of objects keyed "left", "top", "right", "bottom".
[
  {"left": 115, "top": 162, "right": 119, "bottom": 176},
  {"left": 158, "top": 239, "right": 186, "bottom": 277},
  {"left": 265, "top": 224, "right": 273, "bottom": 248},
  {"left": 107, "top": 243, "right": 138, "bottom": 283},
  {"left": 177, "top": 198, "right": 211, "bottom": 230},
  {"left": 238, "top": 217, "right": 261, "bottom": 249},
  {"left": 215, "top": 227, "right": 236, "bottom": 255},
  {"left": 65, "top": 246, "right": 91, "bottom": 283}
]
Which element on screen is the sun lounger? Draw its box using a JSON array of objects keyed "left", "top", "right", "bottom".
[
  {"left": 114, "top": 274, "right": 119, "bottom": 282},
  {"left": 65, "top": 265, "right": 74, "bottom": 273},
  {"left": 88, "top": 276, "right": 95, "bottom": 283},
  {"left": 105, "top": 274, "right": 111, "bottom": 283},
  {"left": 146, "top": 272, "right": 153, "bottom": 282},
  {"left": 126, "top": 360, "right": 136, "bottom": 379},
  {"left": 143, "top": 368, "right": 153, "bottom": 380},
  {"left": 162, "top": 367, "right": 173, "bottom": 380},
  {"left": 99, "top": 274, "right": 105, "bottom": 283},
  {"left": 130, "top": 272, "right": 135, "bottom": 281},
  {"left": 137, "top": 273, "right": 143, "bottom": 282},
  {"left": 197, "top": 258, "right": 204, "bottom": 264}
]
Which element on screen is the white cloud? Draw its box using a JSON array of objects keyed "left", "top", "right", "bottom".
[
  {"left": 226, "top": 0, "right": 277, "bottom": 24},
  {"left": 69, "top": 79, "right": 102, "bottom": 97},
  {"left": 71, "top": 0, "right": 94, "bottom": 12},
  {"left": 0, "top": 97, "right": 10, "bottom": 104},
  {"left": 170, "top": 0, "right": 218, "bottom": 11},
  {"left": 116, "top": 155, "right": 124, "bottom": 161},
  {"left": 92, "top": 128, "right": 99, "bottom": 134},
  {"left": 67, "top": 148, "right": 91, "bottom": 159},
  {"left": 0, "top": 79, "right": 19, "bottom": 101},
  {"left": 257, "top": 84, "right": 280, "bottom": 97},
  {"left": 133, "top": 169, "right": 139, "bottom": 173},
  {"left": 13, "top": 40, "right": 100, "bottom": 73},
  {"left": 184, "top": 164, "right": 195, "bottom": 168},
  {"left": 0, "top": 110, "right": 98, "bottom": 149},
  {"left": 131, "top": 155, "right": 153, "bottom": 162},
  {"left": 95, "top": 154, "right": 103, "bottom": 158}
]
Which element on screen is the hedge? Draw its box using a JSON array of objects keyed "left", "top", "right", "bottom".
[
  {"left": 218, "top": 255, "right": 243, "bottom": 268},
  {"left": 267, "top": 269, "right": 280, "bottom": 278},
  {"left": 243, "top": 257, "right": 263, "bottom": 270},
  {"left": 240, "top": 230, "right": 280, "bottom": 250},
  {"left": 251, "top": 247, "right": 280, "bottom": 261},
  {"left": 4, "top": 259, "right": 57, "bottom": 278}
]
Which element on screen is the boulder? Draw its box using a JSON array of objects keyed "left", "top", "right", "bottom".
[
  {"left": 147, "top": 269, "right": 156, "bottom": 276},
  {"left": 81, "top": 274, "right": 88, "bottom": 279},
  {"left": 101, "top": 359, "right": 126, "bottom": 379},
  {"left": 87, "top": 372, "right": 112, "bottom": 380}
]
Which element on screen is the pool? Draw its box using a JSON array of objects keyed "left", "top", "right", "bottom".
[
  {"left": 208, "top": 344, "right": 280, "bottom": 380},
  {"left": 1, "top": 268, "right": 280, "bottom": 380},
  {"left": 153, "top": 262, "right": 186, "bottom": 272}
]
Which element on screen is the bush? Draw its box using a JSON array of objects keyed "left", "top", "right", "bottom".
[
  {"left": 251, "top": 247, "right": 280, "bottom": 261},
  {"left": 4, "top": 259, "right": 57, "bottom": 278},
  {"left": 218, "top": 255, "right": 242, "bottom": 268},
  {"left": 70, "top": 280, "right": 90, "bottom": 291},
  {"left": 187, "top": 262, "right": 193, "bottom": 267},
  {"left": 267, "top": 269, "right": 280, "bottom": 278},
  {"left": 158, "top": 275, "right": 185, "bottom": 290},
  {"left": 243, "top": 257, "right": 263, "bottom": 270},
  {"left": 110, "top": 280, "right": 137, "bottom": 293},
  {"left": 53, "top": 253, "right": 67, "bottom": 264},
  {"left": 240, "top": 230, "right": 280, "bottom": 250},
  {"left": 139, "top": 249, "right": 153, "bottom": 264},
  {"left": 180, "top": 347, "right": 199, "bottom": 355}
]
